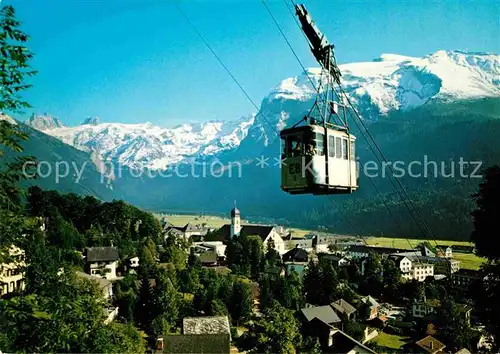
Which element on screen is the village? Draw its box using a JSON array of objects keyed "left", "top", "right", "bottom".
[{"left": 1, "top": 204, "right": 490, "bottom": 354}]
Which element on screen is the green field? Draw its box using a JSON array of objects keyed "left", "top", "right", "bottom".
[
  {"left": 452, "top": 252, "right": 485, "bottom": 270},
  {"left": 366, "top": 237, "right": 485, "bottom": 270},
  {"left": 372, "top": 332, "right": 411, "bottom": 350},
  {"left": 365, "top": 237, "right": 473, "bottom": 248}
]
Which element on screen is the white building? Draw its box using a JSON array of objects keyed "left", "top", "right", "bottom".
[
  {"left": 84, "top": 247, "right": 119, "bottom": 280},
  {"left": 0, "top": 245, "right": 25, "bottom": 296},
  {"left": 392, "top": 255, "right": 434, "bottom": 282},
  {"left": 220, "top": 207, "right": 286, "bottom": 254}
]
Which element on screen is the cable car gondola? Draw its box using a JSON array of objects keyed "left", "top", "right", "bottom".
[
  {"left": 280, "top": 3, "right": 358, "bottom": 196},
  {"left": 281, "top": 122, "right": 357, "bottom": 195}
]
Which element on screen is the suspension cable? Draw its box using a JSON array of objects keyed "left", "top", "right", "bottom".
[
  {"left": 272, "top": 0, "right": 439, "bottom": 253},
  {"left": 174, "top": 2, "right": 279, "bottom": 135}
]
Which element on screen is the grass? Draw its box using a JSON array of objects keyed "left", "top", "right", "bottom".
[
  {"left": 366, "top": 237, "right": 473, "bottom": 249},
  {"left": 372, "top": 332, "right": 411, "bottom": 350},
  {"left": 452, "top": 252, "right": 485, "bottom": 270},
  {"left": 366, "top": 236, "right": 486, "bottom": 270}
]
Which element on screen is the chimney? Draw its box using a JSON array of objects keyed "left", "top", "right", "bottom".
[{"left": 429, "top": 341, "right": 433, "bottom": 349}]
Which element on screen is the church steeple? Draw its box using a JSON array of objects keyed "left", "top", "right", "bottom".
[{"left": 230, "top": 201, "right": 241, "bottom": 238}]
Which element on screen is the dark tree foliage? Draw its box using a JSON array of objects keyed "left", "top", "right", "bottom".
[
  {"left": 471, "top": 165, "right": 500, "bottom": 261},
  {"left": 470, "top": 166, "right": 500, "bottom": 349}
]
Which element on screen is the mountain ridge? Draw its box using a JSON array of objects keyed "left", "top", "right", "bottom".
[{"left": 25, "top": 50, "right": 499, "bottom": 170}]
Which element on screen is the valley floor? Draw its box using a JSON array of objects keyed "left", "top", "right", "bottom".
[{"left": 159, "top": 213, "right": 486, "bottom": 270}]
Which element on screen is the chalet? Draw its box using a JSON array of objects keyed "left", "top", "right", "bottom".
[
  {"left": 331, "top": 299, "right": 357, "bottom": 321},
  {"left": 219, "top": 207, "right": 286, "bottom": 254},
  {"left": 159, "top": 316, "right": 231, "bottom": 354},
  {"left": 319, "top": 253, "right": 351, "bottom": 267},
  {"left": 283, "top": 246, "right": 309, "bottom": 263},
  {"left": 300, "top": 305, "right": 342, "bottom": 328},
  {"left": 84, "top": 247, "right": 119, "bottom": 280},
  {"left": 0, "top": 245, "right": 25, "bottom": 297},
  {"left": 163, "top": 222, "right": 210, "bottom": 241}
]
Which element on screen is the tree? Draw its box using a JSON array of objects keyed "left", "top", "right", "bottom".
[
  {"left": 259, "top": 275, "right": 275, "bottom": 311},
  {"left": 382, "top": 258, "right": 402, "bottom": 300},
  {"left": 471, "top": 165, "right": 500, "bottom": 261},
  {"left": 0, "top": 271, "right": 144, "bottom": 353},
  {"left": 470, "top": 166, "right": 500, "bottom": 347},
  {"left": 250, "top": 302, "right": 301, "bottom": 354},
  {"left": 319, "top": 259, "right": 340, "bottom": 304},
  {"left": 436, "top": 297, "right": 474, "bottom": 351},
  {"left": 277, "top": 271, "right": 304, "bottom": 311},
  {"left": 303, "top": 260, "right": 322, "bottom": 305},
  {"left": 228, "top": 281, "right": 253, "bottom": 325},
  {"left": 247, "top": 235, "right": 264, "bottom": 279},
  {"left": 0, "top": 5, "right": 37, "bottom": 113}
]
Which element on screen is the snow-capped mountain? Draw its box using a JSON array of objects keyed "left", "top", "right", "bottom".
[
  {"left": 26, "top": 113, "right": 65, "bottom": 130},
  {"left": 28, "top": 50, "right": 499, "bottom": 170},
  {"left": 244, "top": 50, "right": 500, "bottom": 150},
  {"left": 27, "top": 115, "right": 254, "bottom": 170}
]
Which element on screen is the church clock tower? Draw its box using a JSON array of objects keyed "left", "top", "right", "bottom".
[{"left": 230, "top": 202, "right": 241, "bottom": 238}]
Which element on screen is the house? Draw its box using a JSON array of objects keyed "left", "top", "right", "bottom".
[
  {"left": 412, "top": 298, "right": 440, "bottom": 318},
  {"left": 84, "top": 247, "right": 119, "bottom": 280},
  {"left": 345, "top": 245, "right": 409, "bottom": 259},
  {"left": 410, "top": 263, "right": 434, "bottom": 282},
  {"left": 283, "top": 246, "right": 309, "bottom": 263},
  {"left": 331, "top": 299, "right": 357, "bottom": 320},
  {"left": 413, "top": 256, "right": 460, "bottom": 275},
  {"left": 158, "top": 316, "right": 231, "bottom": 354},
  {"left": 359, "top": 296, "right": 379, "bottom": 320},
  {"left": 283, "top": 235, "right": 314, "bottom": 252},
  {"left": 327, "top": 328, "right": 377, "bottom": 354},
  {"left": 319, "top": 253, "right": 351, "bottom": 267},
  {"left": 163, "top": 223, "right": 209, "bottom": 241},
  {"left": 300, "top": 305, "right": 342, "bottom": 327},
  {"left": 199, "top": 252, "right": 218, "bottom": 267},
  {"left": 451, "top": 268, "right": 482, "bottom": 289},
  {"left": 76, "top": 271, "right": 117, "bottom": 324},
  {"left": 390, "top": 255, "right": 434, "bottom": 281},
  {"left": 76, "top": 271, "right": 114, "bottom": 299},
  {"left": 0, "top": 245, "right": 25, "bottom": 297},
  {"left": 219, "top": 207, "right": 286, "bottom": 254},
  {"left": 413, "top": 335, "right": 446, "bottom": 354},
  {"left": 197, "top": 241, "right": 227, "bottom": 258}
]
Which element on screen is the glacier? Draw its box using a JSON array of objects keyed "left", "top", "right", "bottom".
[{"left": 26, "top": 50, "right": 499, "bottom": 170}]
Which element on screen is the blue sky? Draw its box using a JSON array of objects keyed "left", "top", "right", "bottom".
[{"left": 10, "top": 0, "right": 500, "bottom": 127}]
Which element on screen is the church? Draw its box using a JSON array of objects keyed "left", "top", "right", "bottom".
[{"left": 218, "top": 206, "right": 287, "bottom": 255}]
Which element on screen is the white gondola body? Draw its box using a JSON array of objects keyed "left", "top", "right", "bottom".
[{"left": 281, "top": 124, "right": 357, "bottom": 195}]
